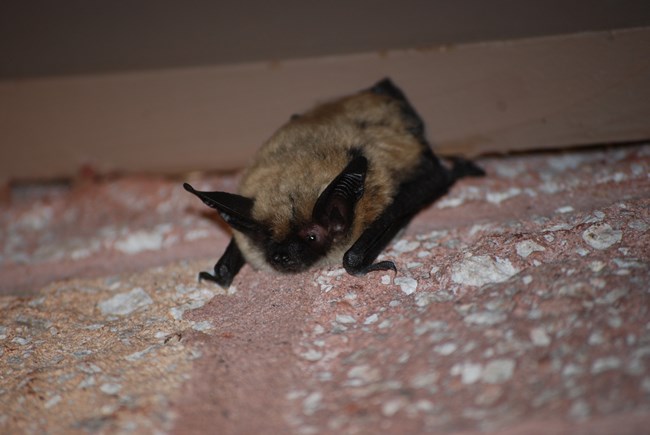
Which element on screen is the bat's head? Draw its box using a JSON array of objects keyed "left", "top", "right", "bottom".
[{"left": 184, "top": 155, "right": 367, "bottom": 273}]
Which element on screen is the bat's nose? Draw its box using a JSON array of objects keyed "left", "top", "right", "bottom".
[
  {"left": 269, "top": 248, "right": 304, "bottom": 272},
  {"left": 272, "top": 252, "right": 291, "bottom": 265}
]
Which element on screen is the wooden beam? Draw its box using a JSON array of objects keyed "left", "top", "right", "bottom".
[{"left": 1, "top": 28, "right": 649, "bottom": 180}]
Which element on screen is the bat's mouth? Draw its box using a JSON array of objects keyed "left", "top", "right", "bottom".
[{"left": 269, "top": 260, "right": 308, "bottom": 274}]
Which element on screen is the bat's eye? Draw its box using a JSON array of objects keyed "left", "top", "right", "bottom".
[{"left": 300, "top": 224, "right": 326, "bottom": 245}]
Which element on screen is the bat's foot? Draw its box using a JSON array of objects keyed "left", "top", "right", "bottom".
[
  {"left": 344, "top": 252, "right": 397, "bottom": 276},
  {"left": 198, "top": 270, "right": 233, "bottom": 288},
  {"left": 361, "top": 261, "right": 397, "bottom": 274},
  {"left": 194, "top": 239, "right": 244, "bottom": 288},
  {"left": 198, "top": 271, "right": 218, "bottom": 283}
]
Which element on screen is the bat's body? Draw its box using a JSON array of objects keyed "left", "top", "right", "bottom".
[{"left": 184, "top": 79, "right": 484, "bottom": 287}]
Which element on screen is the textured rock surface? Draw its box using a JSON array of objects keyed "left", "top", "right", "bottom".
[{"left": 1, "top": 144, "right": 649, "bottom": 434}]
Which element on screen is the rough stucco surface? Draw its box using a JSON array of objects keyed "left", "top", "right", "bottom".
[{"left": 1, "top": 144, "right": 649, "bottom": 434}]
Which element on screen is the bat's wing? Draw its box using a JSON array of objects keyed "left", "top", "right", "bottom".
[
  {"left": 343, "top": 148, "right": 484, "bottom": 275},
  {"left": 198, "top": 238, "right": 245, "bottom": 288}
]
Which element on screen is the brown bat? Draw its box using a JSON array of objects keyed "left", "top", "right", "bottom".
[{"left": 184, "top": 78, "right": 484, "bottom": 287}]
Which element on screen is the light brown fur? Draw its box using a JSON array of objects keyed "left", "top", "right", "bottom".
[{"left": 235, "top": 90, "right": 424, "bottom": 270}]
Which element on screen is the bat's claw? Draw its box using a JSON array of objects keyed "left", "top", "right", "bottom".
[
  {"left": 198, "top": 271, "right": 218, "bottom": 283},
  {"left": 365, "top": 260, "right": 397, "bottom": 274},
  {"left": 345, "top": 260, "right": 397, "bottom": 276},
  {"left": 198, "top": 269, "right": 235, "bottom": 288}
]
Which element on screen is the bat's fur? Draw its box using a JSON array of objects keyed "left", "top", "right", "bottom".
[
  {"left": 184, "top": 78, "right": 484, "bottom": 287},
  {"left": 238, "top": 90, "right": 422, "bottom": 269}
]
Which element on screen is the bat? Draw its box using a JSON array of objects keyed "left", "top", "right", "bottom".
[{"left": 184, "top": 78, "right": 484, "bottom": 287}]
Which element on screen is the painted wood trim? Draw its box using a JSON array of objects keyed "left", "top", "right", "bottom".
[{"left": 1, "top": 28, "right": 649, "bottom": 180}]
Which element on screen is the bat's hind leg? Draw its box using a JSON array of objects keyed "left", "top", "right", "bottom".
[{"left": 198, "top": 238, "right": 245, "bottom": 287}]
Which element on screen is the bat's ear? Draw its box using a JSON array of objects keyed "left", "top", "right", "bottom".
[
  {"left": 370, "top": 78, "right": 405, "bottom": 100},
  {"left": 183, "top": 183, "right": 262, "bottom": 235},
  {"left": 312, "top": 154, "right": 367, "bottom": 236}
]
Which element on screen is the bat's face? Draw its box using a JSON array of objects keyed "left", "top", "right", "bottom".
[
  {"left": 183, "top": 152, "right": 368, "bottom": 274},
  {"left": 259, "top": 221, "right": 332, "bottom": 272}
]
